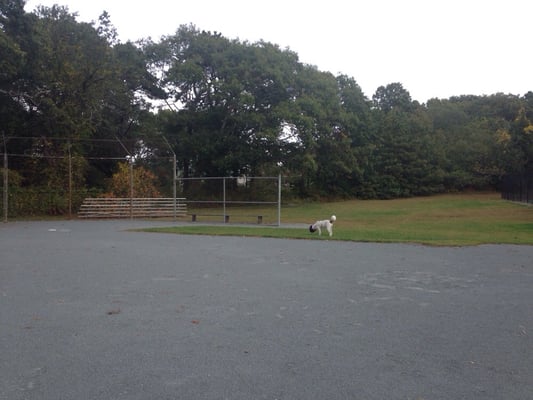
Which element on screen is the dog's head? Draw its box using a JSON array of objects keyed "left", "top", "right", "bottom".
[
  {"left": 309, "top": 225, "right": 317, "bottom": 233},
  {"left": 330, "top": 215, "right": 336, "bottom": 223}
]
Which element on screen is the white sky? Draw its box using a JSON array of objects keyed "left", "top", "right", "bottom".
[{"left": 25, "top": 0, "right": 533, "bottom": 103}]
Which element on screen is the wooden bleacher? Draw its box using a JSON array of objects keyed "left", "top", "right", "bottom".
[{"left": 78, "top": 197, "right": 186, "bottom": 219}]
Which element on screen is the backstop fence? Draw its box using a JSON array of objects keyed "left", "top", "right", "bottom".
[
  {"left": 1, "top": 135, "right": 177, "bottom": 222},
  {"left": 178, "top": 176, "right": 282, "bottom": 225},
  {"left": 1, "top": 136, "right": 285, "bottom": 223}
]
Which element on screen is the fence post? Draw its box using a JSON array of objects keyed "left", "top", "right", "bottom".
[
  {"left": 3, "top": 150, "right": 7, "bottom": 223},
  {"left": 173, "top": 154, "right": 177, "bottom": 221},
  {"left": 223, "top": 177, "right": 227, "bottom": 223},
  {"left": 130, "top": 160, "right": 134, "bottom": 220},
  {"left": 68, "top": 143, "right": 72, "bottom": 219},
  {"left": 161, "top": 135, "right": 177, "bottom": 221},
  {"left": 277, "top": 174, "right": 281, "bottom": 226}
]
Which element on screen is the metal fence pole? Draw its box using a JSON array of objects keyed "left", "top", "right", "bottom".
[
  {"left": 3, "top": 151, "right": 7, "bottom": 223},
  {"left": 223, "top": 177, "right": 226, "bottom": 223},
  {"left": 130, "top": 160, "right": 134, "bottom": 220},
  {"left": 68, "top": 143, "right": 72, "bottom": 219},
  {"left": 161, "top": 135, "right": 177, "bottom": 221},
  {"left": 173, "top": 154, "right": 177, "bottom": 221},
  {"left": 277, "top": 174, "right": 281, "bottom": 226}
]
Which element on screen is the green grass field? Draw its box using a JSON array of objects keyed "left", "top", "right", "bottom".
[{"left": 142, "top": 192, "right": 533, "bottom": 246}]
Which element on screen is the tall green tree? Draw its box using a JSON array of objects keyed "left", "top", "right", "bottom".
[
  {"left": 336, "top": 74, "right": 373, "bottom": 196},
  {"left": 427, "top": 94, "right": 525, "bottom": 189},
  {"left": 282, "top": 67, "right": 362, "bottom": 197},
  {"left": 372, "top": 82, "right": 415, "bottom": 113},
  {"left": 145, "top": 25, "right": 299, "bottom": 184},
  {"left": 499, "top": 107, "right": 533, "bottom": 176},
  {"left": 1, "top": 3, "right": 160, "bottom": 191},
  {"left": 366, "top": 84, "right": 443, "bottom": 198},
  {"left": 0, "top": 0, "right": 36, "bottom": 149}
]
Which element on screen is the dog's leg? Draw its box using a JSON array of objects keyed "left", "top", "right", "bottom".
[
  {"left": 317, "top": 227, "right": 322, "bottom": 235},
  {"left": 326, "top": 222, "right": 332, "bottom": 236}
]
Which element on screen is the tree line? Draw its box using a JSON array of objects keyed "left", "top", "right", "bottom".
[{"left": 2, "top": 1, "right": 532, "bottom": 210}]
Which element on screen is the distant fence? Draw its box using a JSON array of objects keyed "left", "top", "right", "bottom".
[{"left": 501, "top": 174, "right": 533, "bottom": 204}]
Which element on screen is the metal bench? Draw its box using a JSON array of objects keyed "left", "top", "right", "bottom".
[{"left": 190, "top": 214, "right": 263, "bottom": 224}]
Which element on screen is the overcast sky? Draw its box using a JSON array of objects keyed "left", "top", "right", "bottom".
[{"left": 25, "top": 0, "right": 532, "bottom": 103}]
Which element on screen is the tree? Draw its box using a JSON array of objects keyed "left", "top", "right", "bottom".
[
  {"left": 500, "top": 108, "right": 533, "bottom": 176},
  {"left": 427, "top": 94, "right": 526, "bottom": 189},
  {"left": 105, "top": 161, "right": 161, "bottom": 198},
  {"left": 1, "top": 4, "right": 161, "bottom": 193},
  {"left": 4, "top": 5, "right": 533, "bottom": 209},
  {"left": 366, "top": 84, "right": 445, "bottom": 198},
  {"left": 336, "top": 75, "right": 373, "bottom": 195},
  {"left": 0, "top": 0, "right": 36, "bottom": 149},
  {"left": 146, "top": 26, "right": 299, "bottom": 184},
  {"left": 372, "top": 82, "right": 415, "bottom": 113}
]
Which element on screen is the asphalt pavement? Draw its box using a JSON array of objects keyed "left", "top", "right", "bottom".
[{"left": 1, "top": 220, "right": 532, "bottom": 399}]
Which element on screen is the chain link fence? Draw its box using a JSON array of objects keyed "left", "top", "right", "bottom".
[
  {"left": 1, "top": 136, "right": 177, "bottom": 221},
  {"left": 177, "top": 176, "right": 282, "bottom": 225},
  {"left": 501, "top": 174, "right": 533, "bottom": 204}
]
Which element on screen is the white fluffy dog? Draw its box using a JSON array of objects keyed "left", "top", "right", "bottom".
[{"left": 309, "top": 215, "right": 336, "bottom": 236}]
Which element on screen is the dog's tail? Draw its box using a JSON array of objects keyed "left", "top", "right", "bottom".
[{"left": 330, "top": 215, "right": 336, "bottom": 223}]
